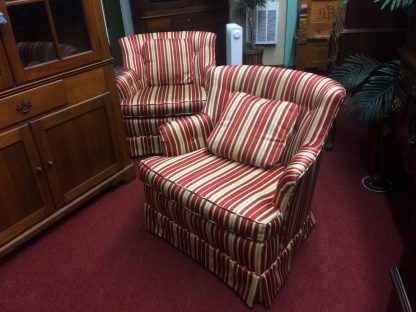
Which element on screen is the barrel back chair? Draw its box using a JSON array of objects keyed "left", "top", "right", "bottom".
[
  {"left": 116, "top": 31, "right": 217, "bottom": 157},
  {"left": 139, "top": 65, "right": 345, "bottom": 307}
]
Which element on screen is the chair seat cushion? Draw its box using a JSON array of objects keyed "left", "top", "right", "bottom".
[
  {"left": 121, "top": 84, "right": 206, "bottom": 117},
  {"left": 139, "top": 149, "right": 284, "bottom": 242}
]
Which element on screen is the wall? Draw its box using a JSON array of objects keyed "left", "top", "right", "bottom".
[
  {"left": 229, "top": 0, "right": 289, "bottom": 65},
  {"left": 284, "top": 1, "right": 298, "bottom": 67}
]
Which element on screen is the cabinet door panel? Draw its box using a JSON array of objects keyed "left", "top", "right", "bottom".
[
  {"left": 0, "top": 125, "right": 53, "bottom": 246},
  {"left": 31, "top": 93, "right": 122, "bottom": 208}
]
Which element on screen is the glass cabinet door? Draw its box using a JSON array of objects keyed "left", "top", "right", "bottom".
[{"left": 0, "top": 0, "right": 105, "bottom": 84}]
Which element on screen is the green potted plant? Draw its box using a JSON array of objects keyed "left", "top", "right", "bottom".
[
  {"left": 329, "top": 54, "right": 400, "bottom": 191},
  {"left": 234, "top": 0, "right": 267, "bottom": 64}
]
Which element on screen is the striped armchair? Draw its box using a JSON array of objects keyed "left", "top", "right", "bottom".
[
  {"left": 139, "top": 66, "right": 345, "bottom": 307},
  {"left": 117, "top": 31, "right": 217, "bottom": 157}
]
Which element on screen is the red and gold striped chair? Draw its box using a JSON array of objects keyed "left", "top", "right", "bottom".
[
  {"left": 116, "top": 31, "right": 217, "bottom": 157},
  {"left": 139, "top": 65, "right": 345, "bottom": 307}
]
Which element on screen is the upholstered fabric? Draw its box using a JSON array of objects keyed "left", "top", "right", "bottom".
[
  {"left": 117, "top": 31, "right": 216, "bottom": 156},
  {"left": 115, "top": 69, "right": 145, "bottom": 99},
  {"left": 120, "top": 84, "right": 206, "bottom": 118},
  {"left": 207, "top": 92, "right": 299, "bottom": 168},
  {"left": 140, "top": 149, "right": 284, "bottom": 241},
  {"left": 160, "top": 113, "right": 213, "bottom": 157},
  {"left": 17, "top": 41, "right": 79, "bottom": 67},
  {"left": 139, "top": 65, "right": 346, "bottom": 306},
  {"left": 145, "top": 203, "right": 316, "bottom": 308},
  {"left": 126, "top": 136, "right": 162, "bottom": 157},
  {"left": 119, "top": 31, "right": 216, "bottom": 86},
  {"left": 143, "top": 39, "right": 195, "bottom": 86},
  {"left": 144, "top": 185, "right": 281, "bottom": 274}
]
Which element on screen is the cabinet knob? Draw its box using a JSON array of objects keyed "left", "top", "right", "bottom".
[
  {"left": 186, "top": 17, "right": 191, "bottom": 23},
  {"left": 35, "top": 166, "right": 44, "bottom": 174},
  {"left": 47, "top": 160, "right": 54, "bottom": 168},
  {"left": 16, "top": 100, "right": 32, "bottom": 114}
]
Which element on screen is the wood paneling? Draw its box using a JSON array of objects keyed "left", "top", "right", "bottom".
[
  {"left": 0, "top": 80, "right": 67, "bottom": 130},
  {"left": 31, "top": 93, "right": 121, "bottom": 207},
  {"left": 0, "top": 125, "right": 53, "bottom": 245}
]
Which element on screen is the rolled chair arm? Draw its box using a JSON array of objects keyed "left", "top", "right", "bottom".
[
  {"left": 274, "top": 146, "right": 320, "bottom": 213},
  {"left": 115, "top": 69, "right": 145, "bottom": 99},
  {"left": 160, "top": 112, "right": 214, "bottom": 157}
]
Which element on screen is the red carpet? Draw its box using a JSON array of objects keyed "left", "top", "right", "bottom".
[{"left": 0, "top": 115, "right": 403, "bottom": 311}]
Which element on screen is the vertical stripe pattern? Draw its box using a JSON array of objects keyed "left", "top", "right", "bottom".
[
  {"left": 160, "top": 113, "right": 214, "bottom": 157},
  {"left": 139, "top": 65, "right": 345, "bottom": 306},
  {"left": 117, "top": 31, "right": 216, "bottom": 157},
  {"left": 143, "top": 39, "right": 195, "bottom": 86},
  {"left": 120, "top": 84, "right": 206, "bottom": 117},
  {"left": 207, "top": 92, "right": 299, "bottom": 168},
  {"left": 145, "top": 203, "right": 315, "bottom": 307},
  {"left": 119, "top": 31, "right": 217, "bottom": 86}
]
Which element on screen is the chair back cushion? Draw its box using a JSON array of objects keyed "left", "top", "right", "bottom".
[
  {"left": 119, "top": 31, "right": 216, "bottom": 86},
  {"left": 142, "top": 39, "right": 194, "bottom": 86},
  {"left": 207, "top": 92, "right": 299, "bottom": 168}
]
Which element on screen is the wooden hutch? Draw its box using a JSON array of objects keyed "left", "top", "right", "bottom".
[
  {"left": 388, "top": 10, "right": 416, "bottom": 311},
  {"left": 129, "top": 0, "right": 229, "bottom": 65},
  {"left": 0, "top": 0, "right": 135, "bottom": 257},
  {"left": 329, "top": 0, "right": 406, "bottom": 66}
]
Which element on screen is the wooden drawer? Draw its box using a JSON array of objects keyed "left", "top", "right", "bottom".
[
  {"left": 0, "top": 80, "right": 67, "bottom": 130},
  {"left": 172, "top": 11, "right": 226, "bottom": 30}
]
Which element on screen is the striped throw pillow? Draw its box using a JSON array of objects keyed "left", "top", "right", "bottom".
[
  {"left": 142, "top": 39, "right": 195, "bottom": 86},
  {"left": 207, "top": 92, "right": 299, "bottom": 168}
]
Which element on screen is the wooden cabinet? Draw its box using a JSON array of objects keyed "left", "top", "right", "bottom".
[
  {"left": 329, "top": 0, "right": 406, "bottom": 67},
  {"left": 296, "top": 0, "right": 340, "bottom": 72},
  {"left": 0, "top": 125, "right": 54, "bottom": 247},
  {"left": 0, "top": 0, "right": 135, "bottom": 257},
  {"left": 129, "top": 0, "right": 229, "bottom": 65}
]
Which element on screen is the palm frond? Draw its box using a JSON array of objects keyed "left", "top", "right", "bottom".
[
  {"left": 373, "top": 0, "right": 414, "bottom": 10},
  {"left": 328, "top": 54, "right": 382, "bottom": 91},
  {"left": 344, "top": 60, "right": 399, "bottom": 123},
  {"left": 339, "top": 0, "right": 348, "bottom": 8}
]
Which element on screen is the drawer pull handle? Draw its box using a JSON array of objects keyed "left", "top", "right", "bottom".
[
  {"left": 35, "top": 166, "right": 43, "bottom": 174},
  {"left": 16, "top": 100, "right": 32, "bottom": 114},
  {"left": 392, "top": 96, "right": 402, "bottom": 112}
]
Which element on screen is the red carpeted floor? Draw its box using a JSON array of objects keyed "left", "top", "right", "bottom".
[{"left": 0, "top": 115, "right": 404, "bottom": 312}]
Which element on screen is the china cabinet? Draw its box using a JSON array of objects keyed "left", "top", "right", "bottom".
[{"left": 0, "top": 0, "right": 135, "bottom": 257}]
